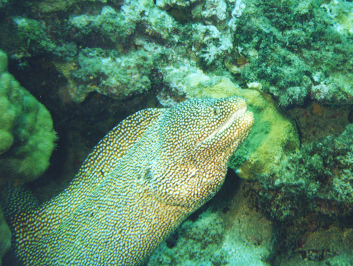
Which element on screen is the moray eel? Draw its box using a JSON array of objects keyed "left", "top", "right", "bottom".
[{"left": 11, "top": 96, "right": 254, "bottom": 265}]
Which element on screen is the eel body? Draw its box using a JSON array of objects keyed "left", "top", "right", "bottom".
[{"left": 11, "top": 96, "right": 254, "bottom": 265}]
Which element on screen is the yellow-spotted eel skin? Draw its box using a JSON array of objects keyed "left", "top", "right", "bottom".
[{"left": 11, "top": 96, "right": 254, "bottom": 265}]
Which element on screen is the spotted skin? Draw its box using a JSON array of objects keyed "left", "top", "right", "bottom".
[{"left": 11, "top": 96, "right": 254, "bottom": 265}]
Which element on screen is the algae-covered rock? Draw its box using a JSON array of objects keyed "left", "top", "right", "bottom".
[
  {"left": 68, "top": 48, "right": 157, "bottom": 102},
  {"left": 236, "top": 0, "right": 353, "bottom": 106},
  {"left": 0, "top": 50, "right": 56, "bottom": 185},
  {"left": 11, "top": 17, "right": 56, "bottom": 57},
  {"left": 181, "top": 74, "right": 299, "bottom": 180},
  {"left": 258, "top": 123, "right": 353, "bottom": 222}
]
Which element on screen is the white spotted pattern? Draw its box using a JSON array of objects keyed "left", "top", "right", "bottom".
[{"left": 12, "top": 96, "right": 254, "bottom": 265}]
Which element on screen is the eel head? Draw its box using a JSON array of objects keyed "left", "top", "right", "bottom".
[{"left": 152, "top": 96, "right": 254, "bottom": 209}]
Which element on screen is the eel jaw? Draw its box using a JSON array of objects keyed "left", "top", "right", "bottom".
[
  {"left": 202, "top": 105, "right": 247, "bottom": 143},
  {"left": 194, "top": 103, "right": 254, "bottom": 162}
]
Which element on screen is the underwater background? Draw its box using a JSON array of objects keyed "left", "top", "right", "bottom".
[{"left": 0, "top": 0, "right": 353, "bottom": 265}]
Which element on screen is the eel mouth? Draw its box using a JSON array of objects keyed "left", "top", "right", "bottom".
[{"left": 203, "top": 105, "right": 248, "bottom": 143}]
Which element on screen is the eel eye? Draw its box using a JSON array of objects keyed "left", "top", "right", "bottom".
[{"left": 213, "top": 107, "right": 220, "bottom": 115}]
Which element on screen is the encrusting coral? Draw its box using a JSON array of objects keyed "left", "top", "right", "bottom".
[{"left": 0, "top": 50, "right": 56, "bottom": 186}]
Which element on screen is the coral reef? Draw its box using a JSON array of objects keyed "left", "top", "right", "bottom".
[
  {"left": 248, "top": 123, "right": 353, "bottom": 264},
  {"left": 0, "top": 50, "right": 56, "bottom": 185},
  {"left": 201, "top": 0, "right": 227, "bottom": 22},
  {"left": 258, "top": 123, "right": 353, "bottom": 222},
  {"left": 288, "top": 101, "right": 350, "bottom": 145},
  {"left": 2, "top": 16, "right": 57, "bottom": 59},
  {"left": 0, "top": 0, "right": 352, "bottom": 108},
  {"left": 70, "top": 48, "right": 157, "bottom": 101},
  {"left": 237, "top": 0, "right": 353, "bottom": 106},
  {"left": 68, "top": 5, "right": 142, "bottom": 44},
  {"left": 0, "top": 0, "right": 353, "bottom": 264}
]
